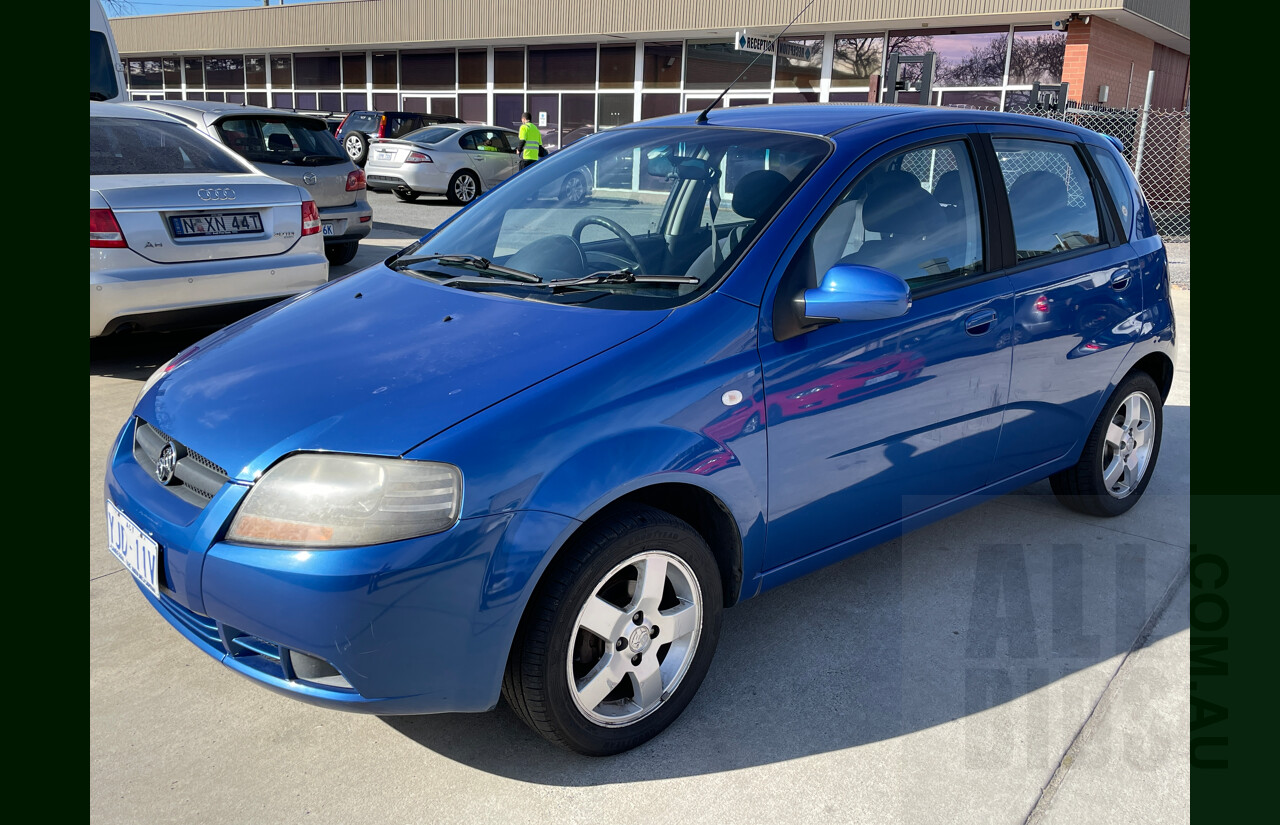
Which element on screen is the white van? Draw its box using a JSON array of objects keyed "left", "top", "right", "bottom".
[{"left": 91, "top": 0, "right": 127, "bottom": 102}]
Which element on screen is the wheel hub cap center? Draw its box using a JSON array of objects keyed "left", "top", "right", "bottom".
[{"left": 628, "top": 626, "right": 652, "bottom": 654}]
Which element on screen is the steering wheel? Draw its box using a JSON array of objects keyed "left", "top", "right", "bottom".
[{"left": 571, "top": 216, "right": 645, "bottom": 274}]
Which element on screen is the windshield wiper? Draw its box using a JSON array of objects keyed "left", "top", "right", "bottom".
[
  {"left": 392, "top": 253, "right": 542, "bottom": 283},
  {"left": 544, "top": 269, "right": 699, "bottom": 292}
]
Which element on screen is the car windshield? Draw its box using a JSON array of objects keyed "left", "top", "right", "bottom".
[
  {"left": 392, "top": 125, "right": 829, "bottom": 309},
  {"left": 91, "top": 116, "right": 249, "bottom": 175},
  {"left": 397, "top": 126, "right": 461, "bottom": 146},
  {"left": 216, "top": 116, "right": 347, "bottom": 165}
]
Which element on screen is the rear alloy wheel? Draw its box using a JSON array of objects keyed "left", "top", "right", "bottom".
[
  {"left": 447, "top": 170, "right": 480, "bottom": 205},
  {"left": 503, "top": 505, "right": 723, "bottom": 756},
  {"left": 343, "top": 132, "right": 369, "bottom": 165},
  {"left": 1050, "top": 372, "right": 1163, "bottom": 517},
  {"left": 324, "top": 240, "right": 359, "bottom": 267},
  {"left": 560, "top": 172, "right": 589, "bottom": 204},
  {"left": 392, "top": 186, "right": 420, "bottom": 203}
]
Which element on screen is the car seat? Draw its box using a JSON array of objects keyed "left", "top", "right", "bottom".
[
  {"left": 841, "top": 171, "right": 948, "bottom": 279},
  {"left": 267, "top": 133, "right": 293, "bottom": 153},
  {"left": 1006, "top": 170, "right": 1071, "bottom": 257},
  {"left": 685, "top": 169, "right": 792, "bottom": 278}
]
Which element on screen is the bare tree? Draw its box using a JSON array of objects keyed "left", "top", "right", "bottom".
[{"left": 101, "top": 0, "right": 138, "bottom": 14}]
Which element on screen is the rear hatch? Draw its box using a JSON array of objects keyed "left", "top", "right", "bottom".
[
  {"left": 213, "top": 115, "right": 356, "bottom": 209},
  {"left": 94, "top": 174, "right": 305, "bottom": 264}
]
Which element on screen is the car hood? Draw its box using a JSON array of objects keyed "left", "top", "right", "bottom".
[{"left": 139, "top": 264, "right": 668, "bottom": 480}]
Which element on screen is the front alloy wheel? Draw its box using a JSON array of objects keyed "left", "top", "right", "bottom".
[{"left": 503, "top": 505, "right": 723, "bottom": 755}]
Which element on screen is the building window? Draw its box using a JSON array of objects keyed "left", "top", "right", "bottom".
[
  {"left": 373, "top": 92, "right": 398, "bottom": 110},
  {"left": 373, "top": 52, "right": 397, "bottom": 89},
  {"left": 401, "top": 50, "right": 455, "bottom": 89},
  {"left": 459, "top": 93, "right": 487, "bottom": 123},
  {"left": 162, "top": 58, "right": 181, "bottom": 87},
  {"left": 889, "top": 27, "right": 1008, "bottom": 87},
  {"left": 597, "top": 92, "right": 633, "bottom": 128},
  {"left": 685, "top": 39, "right": 770, "bottom": 90},
  {"left": 643, "top": 42, "right": 682, "bottom": 88},
  {"left": 270, "top": 55, "right": 292, "bottom": 87},
  {"left": 641, "top": 93, "right": 680, "bottom": 119},
  {"left": 599, "top": 44, "right": 635, "bottom": 89},
  {"left": 940, "top": 90, "right": 1001, "bottom": 108},
  {"left": 494, "top": 48, "right": 524, "bottom": 88},
  {"left": 458, "top": 50, "right": 486, "bottom": 89},
  {"left": 294, "top": 53, "right": 340, "bottom": 89},
  {"left": 184, "top": 57, "right": 204, "bottom": 87},
  {"left": 248, "top": 91, "right": 267, "bottom": 106},
  {"left": 272, "top": 92, "right": 293, "bottom": 108},
  {"left": 344, "top": 93, "right": 368, "bottom": 111},
  {"left": 245, "top": 55, "right": 266, "bottom": 87},
  {"left": 529, "top": 45, "right": 596, "bottom": 90},
  {"left": 127, "top": 58, "right": 162, "bottom": 89},
  {"left": 831, "top": 35, "right": 884, "bottom": 87},
  {"left": 774, "top": 37, "right": 823, "bottom": 93},
  {"left": 1008, "top": 27, "right": 1066, "bottom": 85},
  {"left": 343, "top": 53, "right": 367, "bottom": 88},
  {"left": 205, "top": 56, "right": 245, "bottom": 90}
]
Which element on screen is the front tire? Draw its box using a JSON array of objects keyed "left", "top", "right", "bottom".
[
  {"left": 502, "top": 505, "right": 723, "bottom": 756},
  {"left": 560, "top": 172, "right": 589, "bottom": 204},
  {"left": 1050, "top": 372, "right": 1163, "bottom": 517},
  {"left": 447, "top": 170, "right": 480, "bottom": 205}
]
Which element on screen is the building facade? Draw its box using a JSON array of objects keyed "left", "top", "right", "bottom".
[{"left": 112, "top": 0, "right": 1189, "bottom": 151}]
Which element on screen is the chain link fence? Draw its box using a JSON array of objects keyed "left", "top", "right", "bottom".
[{"left": 1001, "top": 105, "right": 1190, "bottom": 240}]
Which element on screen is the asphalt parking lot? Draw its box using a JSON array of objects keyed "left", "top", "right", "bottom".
[{"left": 90, "top": 195, "right": 1191, "bottom": 824}]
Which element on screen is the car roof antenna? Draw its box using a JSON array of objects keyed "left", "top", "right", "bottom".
[{"left": 696, "top": 0, "right": 817, "bottom": 125}]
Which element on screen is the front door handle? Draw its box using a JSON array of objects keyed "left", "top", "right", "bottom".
[{"left": 965, "top": 309, "right": 998, "bottom": 335}]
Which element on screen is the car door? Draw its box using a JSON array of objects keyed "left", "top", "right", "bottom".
[
  {"left": 459, "top": 129, "right": 509, "bottom": 187},
  {"left": 978, "top": 128, "right": 1145, "bottom": 480},
  {"left": 758, "top": 133, "right": 1013, "bottom": 570}
]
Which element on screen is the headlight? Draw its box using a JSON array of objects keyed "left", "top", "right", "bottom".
[{"left": 227, "top": 454, "right": 461, "bottom": 548}]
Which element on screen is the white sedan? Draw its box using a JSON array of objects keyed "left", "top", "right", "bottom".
[
  {"left": 90, "top": 102, "right": 328, "bottom": 338},
  {"left": 363, "top": 124, "right": 525, "bottom": 205}
]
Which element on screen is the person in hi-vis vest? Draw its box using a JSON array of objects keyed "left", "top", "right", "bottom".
[{"left": 517, "top": 112, "right": 543, "bottom": 170}]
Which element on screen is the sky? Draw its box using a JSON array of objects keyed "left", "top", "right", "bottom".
[{"left": 105, "top": 0, "right": 346, "bottom": 17}]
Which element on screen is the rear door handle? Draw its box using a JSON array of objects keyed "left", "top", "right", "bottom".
[
  {"left": 1110, "top": 268, "right": 1132, "bottom": 291},
  {"left": 965, "top": 309, "right": 998, "bottom": 335}
]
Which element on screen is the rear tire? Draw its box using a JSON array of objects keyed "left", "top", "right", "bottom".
[
  {"left": 560, "top": 172, "right": 589, "bottom": 205},
  {"left": 343, "top": 132, "right": 369, "bottom": 165},
  {"left": 324, "top": 240, "right": 359, "bottom": 266},
  {"left": 502, "top": 505, "right": 723, "bottom": 756},
  {"left": 392, "top": 186, "right": 420, "bottom": 202},
  {"left": 447, "top": 170, "right": 480, "bottom": 205},
  {"left": 1050, "top": 372, "right": 1163, "bottom": 517}
]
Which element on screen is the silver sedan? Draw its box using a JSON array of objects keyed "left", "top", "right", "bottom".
[
  {"left": 364, "top": 124, "right": 522, "bottom": 205},
  {"left": 90, "top": 102, "right": 327, "bottom": 338}
]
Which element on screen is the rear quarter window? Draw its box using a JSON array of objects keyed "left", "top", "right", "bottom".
[{"left": 1087, "top": 144, "right": 1137, "bottom": 242}]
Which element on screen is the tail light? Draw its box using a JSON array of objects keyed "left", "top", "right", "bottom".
[
  {"left": 301, "top": 200, "right": 321, "bottom": 236},
  {"left": 90, "top": 208, "right": 127, "bottom": 248},
  {"left": 335, "top": 113, "right": 350, "bottom": 135},
  {"left": 376, "top": 115, "right": 387, "bottom": 138},
  {"left": 345, "top": 169, "right": 366, "bottom": 191},
  {"left": 406, "top": 151, "right": 433, "bottom": 164}
]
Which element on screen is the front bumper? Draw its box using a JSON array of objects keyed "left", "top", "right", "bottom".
[{"left": 104, "top": 417, "right": 575, "bottom": 714}]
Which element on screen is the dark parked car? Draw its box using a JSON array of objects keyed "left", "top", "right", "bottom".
[
  {"left": 106, "top": 104, "right": 1176, "bottom": 757},
  {"left": 335, "top": 110, "right": 464, "bottom": 165}
]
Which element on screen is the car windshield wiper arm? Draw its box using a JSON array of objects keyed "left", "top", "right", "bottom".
[
  {"left": 392, "top": 253, "right": 542, "bottom": 283},
  {"left": 544, "top": 269, "right": 700, "bottom": 292}
]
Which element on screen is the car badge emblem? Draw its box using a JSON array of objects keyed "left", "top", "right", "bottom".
[
  {"left": 156, "top": 443, "right": 178, "bottom": 486},
  {"left": 302, "top": 172, "right": 318, "bottom": 186},
  {"left": 196, "top": 188, "right": 236, "bottom": 201}
]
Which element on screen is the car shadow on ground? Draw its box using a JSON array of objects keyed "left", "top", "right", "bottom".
[{"left": 383, "top": 405, "right": 1190, "bottom": 783}]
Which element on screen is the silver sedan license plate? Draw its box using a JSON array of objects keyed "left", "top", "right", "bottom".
[
  {"left": 170, "top": 212, "right": 263, "bottom": 238},
  {"left": 106, "top": 500, "right": 160, "bottom": 597}
]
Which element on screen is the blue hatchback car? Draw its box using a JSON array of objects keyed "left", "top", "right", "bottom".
[{"left": 105, "top": 104, "right": 1176, "bottom": 755}]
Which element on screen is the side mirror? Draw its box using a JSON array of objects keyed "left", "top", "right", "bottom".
[{"left": 801, "top": 264, "right": 911, "bottom": 324}]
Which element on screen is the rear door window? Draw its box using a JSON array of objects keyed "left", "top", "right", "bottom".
[
  {"left": 216, "top": 117, "right": 347, "bottom": 165},
  {"left": 992, "top": 138, "right": 1103, "bottom": 262}
]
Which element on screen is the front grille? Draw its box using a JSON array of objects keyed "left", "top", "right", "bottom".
[{"left": 133, "top": 418, "right": 230, "bottom": 508}]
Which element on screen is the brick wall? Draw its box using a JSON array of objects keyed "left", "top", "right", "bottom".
[{"left": 1062, "top": 16, "right": 1182, "bottom": 108}]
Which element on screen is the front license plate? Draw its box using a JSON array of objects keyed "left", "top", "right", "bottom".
[
  {"left": 106, "top": 500, "right": 160, "bottom": 597},
  {"left": 170, "top": 212, "right": 263, "bottom": 238},
  {"left": 322, "top": 223, "right": 335, "bottom": 236}
]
